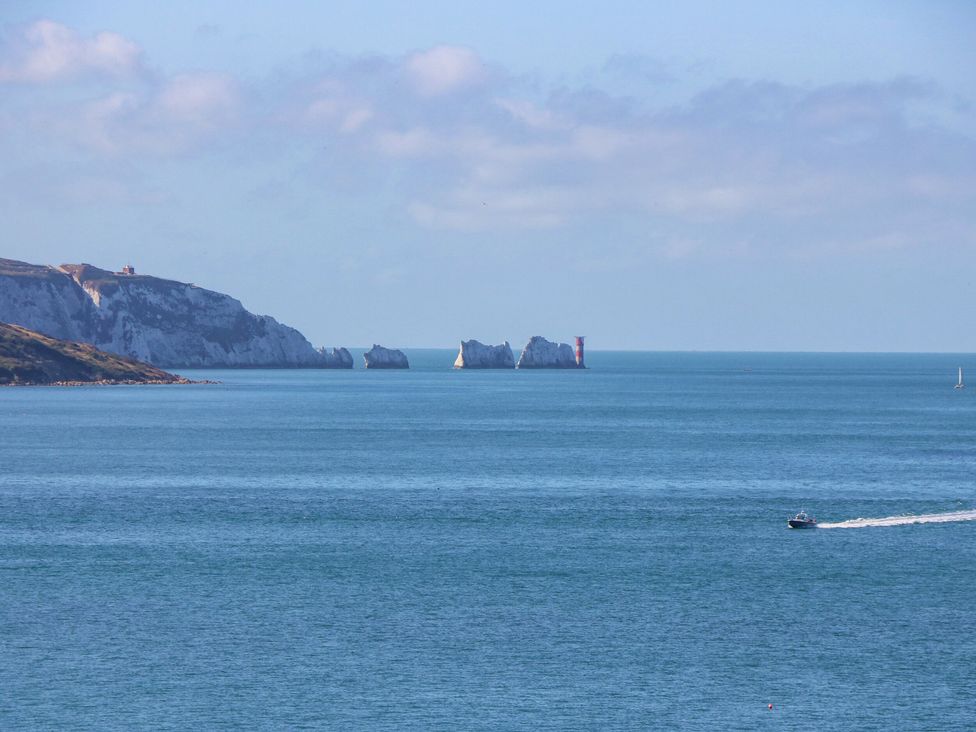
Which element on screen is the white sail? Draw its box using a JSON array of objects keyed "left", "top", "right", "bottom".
[{"left": 956, "top": 367, "right": 965, "bottom": 389}]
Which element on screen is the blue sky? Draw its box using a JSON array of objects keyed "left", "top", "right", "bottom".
[{"left": 1, "top": 1, "right": 974, "bottom": 350}]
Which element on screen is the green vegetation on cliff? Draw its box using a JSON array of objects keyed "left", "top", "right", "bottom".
[{"left": 0, "top": 322, "right": 190, "bottom": 385}]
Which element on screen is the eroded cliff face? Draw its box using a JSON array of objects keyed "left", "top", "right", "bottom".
[
  {"left": 516, "top": 336, "right": 580, "bottom": 369},
  {"left": 454, "top": 340, "right": 515, "bottom": 368},
  {"left": 0, "top": 258, "right": 345, "bottom": 368},
  {"left": 0, "top": 259, "right": 97, "bottom": 343},
  {"left": 363, "top": 344, "right": 409, "bottom": 369}
]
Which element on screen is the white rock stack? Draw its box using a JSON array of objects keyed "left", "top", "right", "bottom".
[
  {"left": 363, "top": 344, "right": 409, "bottom": 369},
  {"left": 318, "top": 347, "right": 354, "bottom": 368},
  {"left": 516, "top": 336, "right": 580, "bottom": 369},
  {"left": 453, "top": 340, "right": 515, "bottom": 369}
]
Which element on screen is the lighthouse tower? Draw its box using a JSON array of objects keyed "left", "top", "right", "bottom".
[{"left": 575, "top": 336, "right": 585, "bottom": 368}]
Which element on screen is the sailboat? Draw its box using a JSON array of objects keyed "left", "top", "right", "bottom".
[{"left": 956, "top": 367, "right": 965, "bottom": 389}]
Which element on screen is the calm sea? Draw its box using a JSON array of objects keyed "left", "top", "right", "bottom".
[{"left": 1, "top": 351, "right": 974, "bottom": 730}]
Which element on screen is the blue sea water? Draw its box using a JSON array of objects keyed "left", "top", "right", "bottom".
[{"left": 1, "top": 351, "right": 974, "bottom": 730}]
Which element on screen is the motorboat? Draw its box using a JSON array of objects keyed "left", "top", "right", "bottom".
[{"left": 788, "top": 511, "right": 817, "bottom": 529}]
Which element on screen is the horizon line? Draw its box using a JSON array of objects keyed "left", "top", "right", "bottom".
[{"left": 352, "top": 346, "right": 976, "bottom": 356}]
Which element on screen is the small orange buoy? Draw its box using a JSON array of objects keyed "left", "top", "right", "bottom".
[{"left": 768, "top": 704, "right": 773, "bottom": 710}]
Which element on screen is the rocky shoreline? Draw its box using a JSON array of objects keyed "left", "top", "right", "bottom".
[{"left": 3, "top": 377, "right": 217, "bottom": 387}]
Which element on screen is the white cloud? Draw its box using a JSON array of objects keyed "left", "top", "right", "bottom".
[
  {"left": 570, "top": 125, "right": 633, "bottom": 161},
  {"left": 62, "top": 73, "right": 239, "bottom": 154},
  {"left": 339, "top": 106, "right": 373, "bottom": 133},
  {"left": 0, "top": 20, "right": 141, "bottom": 83},
  {"left": 376, "top": 76, "right": 973, "bottom": 237},
  {"left": 156, "top": 73, "right": 239, "bottom": 127},
  {"left": 495, "top": 98, "right": 570, "bottom": 131},
  {"left": 374, "top": 127, "right": 442, "bottom": 157},
  {"left": 408, "top": 191, "right": 568, "bottom": 230},
  {"left": 404, "top": 45, "right": 486, "bottom": 96},
  {"left": 74, "top": 91, "right": 141, "bottom": 152},
  {"left": 2, "top": 26, "right": 973, "bottom": 257},
  {"left": 0, "top": 22, "right": 241, "bottom": 155},
  {"left": 302, "top": 83, "right": 374, "bottom": 134}
]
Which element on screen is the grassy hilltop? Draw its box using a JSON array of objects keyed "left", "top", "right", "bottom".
[{"left": 0, "top": 322, "right": 190, "bottom": 385}]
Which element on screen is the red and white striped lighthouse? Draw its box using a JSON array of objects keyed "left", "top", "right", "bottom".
[{"left": 575, "top": 336, "right": 585, "bottom": 368}]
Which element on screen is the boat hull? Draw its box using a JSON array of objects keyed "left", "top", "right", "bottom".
[{"left": 788, "top": 519, "right": 817, "bottom": 529}]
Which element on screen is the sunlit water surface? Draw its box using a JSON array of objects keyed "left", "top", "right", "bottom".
[{"left": 1, "top": 351, "right": 974, "bottom": 730}]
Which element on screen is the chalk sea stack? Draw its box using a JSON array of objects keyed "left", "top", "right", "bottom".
[
  {"left": 454, "top": 340, "right": 515, "bottom": 369},
  {"left": 363, "top": 344, "right": 409, "bottom": 369},
  {"left": 516, "top": 336, "right": 580, "bottom": 369},
  {"left": 320, "top": 347, "right": 354, "bottom": 368},
  {"left": 0, "top": 322, "right": 192, "bottom": 385},
  {"left": 0, "top": 258, "right": 349, "bottom": 368}
]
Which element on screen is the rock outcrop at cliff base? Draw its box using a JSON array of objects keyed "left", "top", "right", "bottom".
[
  {"left": 454, "top": 340, "right": 515, "bottom": 369},
  {"left": 516, "top": 336, "right": 580, "bottom": 369},
  {"left": 363, "top": 344, "right": 409, "bottom": 369},
  {"left": 0, "top": 258, "right": 349, "bottom": 368}
]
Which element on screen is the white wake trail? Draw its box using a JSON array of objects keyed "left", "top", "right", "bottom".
[{"left": 817, "top": 510, "right": 976, "bottom": 529}]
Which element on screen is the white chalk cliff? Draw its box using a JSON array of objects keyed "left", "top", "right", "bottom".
[
  {"left": 363, "top": 344, "right": 409, "bottom": 369},
  {"left": 454, "top": 340, "right": 515, "bottom": 369},
  {"left": 319, "top": 347, "right": 353, "bottom": 368},
  {"left": 0, "top": 258, "right": 349, "bottom": 368},
  {"left": 516, "top": 336, "right": 580, "bottom": 369}
]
